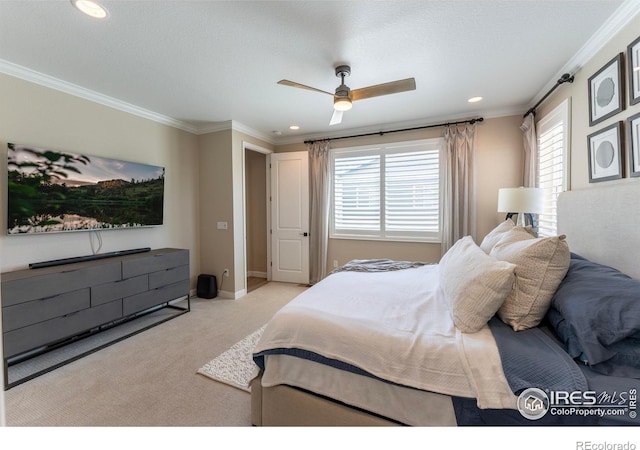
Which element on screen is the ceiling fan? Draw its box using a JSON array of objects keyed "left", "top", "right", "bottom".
[{"left": 278, "top": 65, "right": 416, "bottom": 125}]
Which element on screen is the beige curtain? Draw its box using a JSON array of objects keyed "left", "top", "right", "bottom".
[
  {"left": 441, "top": 124, "right": 477, "bottom": 255},
  {"left": 308, "top": 140, "right": 331, "bottom": 284},
  {"left": 521, "top": 112, "right": 538, "bottom": 187}
]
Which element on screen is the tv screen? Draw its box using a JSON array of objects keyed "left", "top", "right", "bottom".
[{"left": 7, "top": 143, "right": 165, "bottom": 234}]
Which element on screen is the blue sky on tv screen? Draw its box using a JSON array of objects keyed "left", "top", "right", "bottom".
[{"left": 10, "top": 144, "right": 164, "bottom": 186}]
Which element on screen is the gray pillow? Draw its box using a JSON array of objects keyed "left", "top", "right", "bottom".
[{"left": 549, "top": 255, "right": 640, "bottom": 371}]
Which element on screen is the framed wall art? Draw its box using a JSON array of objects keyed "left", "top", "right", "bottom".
[
  {"left": 628, "top": 35, "right": 640, "bottom": 105},
  {"left": 628, "top": 112, "right": 640, "bottom": 177},
  {"left": 587, "top": 121, "right": 623, "bottom": 183},
  {"left": 588, "top": 53, "right": 625, "bottom": 126}
]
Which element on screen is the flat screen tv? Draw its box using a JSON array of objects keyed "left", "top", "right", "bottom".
[{"left": 7, "top": 143, "right": 165, "bottom": 234}]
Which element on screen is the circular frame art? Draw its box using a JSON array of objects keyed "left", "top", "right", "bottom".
[
  {"left": 588, "top": 53, "right": 625, "bottom": 127},
  {"left": 587, "top": 121, "right": 623, "bottom": 183}
]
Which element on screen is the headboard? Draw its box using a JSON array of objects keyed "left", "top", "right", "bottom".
[{"left": 557, "top": 182, "right": 640, "bottom": 279}]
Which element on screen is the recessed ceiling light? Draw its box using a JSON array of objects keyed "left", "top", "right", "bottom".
[
  {"left": 289, "top": 125, "right": 300, "bottom": 130},
  {"left": 71, "top": 0, "right": 109, "bottom": 19},
  {"left": 468, "top": 96, "right": 483, "bottom": 103}
]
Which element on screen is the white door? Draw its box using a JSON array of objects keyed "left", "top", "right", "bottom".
[{"left": 270, "top": 151, "right": 309, "bottom": 284}]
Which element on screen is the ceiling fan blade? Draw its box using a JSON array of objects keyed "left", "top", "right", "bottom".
[
  {"left": 329, "top": 109, "right": 343, "bottom": 126},
  {"left": 351, "top": 78, "right": 416, "bottom": 101},
  {"left": 277, "top": 79, "right": 333, "bottom": 96}
]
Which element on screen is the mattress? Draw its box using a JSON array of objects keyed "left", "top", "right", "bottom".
[{"left": 253, "top": 264, "right": 518, "bottom": 423}]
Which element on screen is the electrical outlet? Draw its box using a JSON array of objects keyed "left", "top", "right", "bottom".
[
  {"left": 333, "top": 260, "right": 338, "bottom": 268},
  {"left": 223, "top": 269, "right": 229, "bottom": 277}
]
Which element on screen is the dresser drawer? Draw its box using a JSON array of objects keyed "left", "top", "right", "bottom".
[
  {"left": 91, "top": 275, "right": 148, "bottom": 307},
  {"left": 123, "top": 279, "right": 189, "bottom": 316},
  {"left": 3, "top": 299, "right": 123, "bottom": 358},
  {"left": 122, "top": 249, "right": 189, "bottom": 279},
  {"left": 149, "top": 264, "right": 189, "bottom": 290},
  {"left": 2, "top": 288, "right": 90, "bottom": 333},
  {"left": 1, "top": 262, "right": 121, "bottom": 307}
]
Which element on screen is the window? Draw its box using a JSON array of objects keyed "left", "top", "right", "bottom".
[
  {"left": 536, "top": 99, "right": 570, "bottom": 237},
  {"left": 331, "top": 138, "right": 443, "bottom": 242}
]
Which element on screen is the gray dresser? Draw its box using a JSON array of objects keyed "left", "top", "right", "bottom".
[{"left": 1, "top": 248, "right": 190, "bottom": 388}]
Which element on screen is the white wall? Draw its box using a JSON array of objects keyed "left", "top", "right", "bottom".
[{"left": 0, "top": 74, "right": 201, "bottom": 281}]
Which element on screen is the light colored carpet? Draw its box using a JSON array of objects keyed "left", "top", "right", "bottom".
[
  {"left": 3, "top": 281, "right": 307, "bottom": 427},
  {"left": 196, "top": 325, "right": 265, "bottom": 392}
]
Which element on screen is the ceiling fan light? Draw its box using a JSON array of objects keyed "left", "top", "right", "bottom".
[
  {"left": 71, "top": 0, "right": 109, "bottom": 19},
  {"left": 334, "top": 97, "right": 352, "bottom": 111}
]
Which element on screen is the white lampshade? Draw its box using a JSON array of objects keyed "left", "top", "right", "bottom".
[
  {"left": 498, "top": 187, "right": 544, "bottom": 213},
  {"left": 498, "top": 187, "right": 543, "bottom": 227}
]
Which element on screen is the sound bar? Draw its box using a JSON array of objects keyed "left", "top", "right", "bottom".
[{"left": 29, "top": 247, "right": 151, "bottom": 269}]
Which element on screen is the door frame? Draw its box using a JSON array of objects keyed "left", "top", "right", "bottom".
[{"left": 241, "top": 142, "right": 273, "bottom": 286}]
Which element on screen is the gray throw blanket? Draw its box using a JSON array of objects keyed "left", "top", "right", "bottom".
[{"left": 330, "top": 258, "right": 430, "bottom": 274}]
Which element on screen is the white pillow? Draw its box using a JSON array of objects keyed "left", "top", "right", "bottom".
[
  {"left": 494, "top": 225, "right": 536, "bottom": 246},
  {"left": 490, "top": 235, "right": 570, "bottom": 331},
  {"left": 479, "top": 219, "right": 515, "bottom": 253},
  {"left": 480, "top": 219, "right": 536, "bottom": 253},
  {"left": 439, "top": 236, "right": 516, "bottom": 333}
]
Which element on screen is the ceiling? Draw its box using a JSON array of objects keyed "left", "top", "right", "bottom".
[{"left": 0, "top": 0, "right": 635, "bottom": 144}]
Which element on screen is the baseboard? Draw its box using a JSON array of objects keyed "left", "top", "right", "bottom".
[
  {"left": 248, "top": 271, "right": 267, "bottom": 278},
  {"left": 217, "top": 289, "right": 247, "bottom": 300}
]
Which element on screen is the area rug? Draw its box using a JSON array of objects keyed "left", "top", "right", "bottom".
[{"left": 196, "top": 324, "right": 265, "bottom": 392}]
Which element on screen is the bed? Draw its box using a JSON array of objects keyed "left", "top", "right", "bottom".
[{"left": 251, "top": 182, "right": 640, "bottom": 426}]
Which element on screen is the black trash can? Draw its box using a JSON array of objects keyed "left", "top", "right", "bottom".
[{"left": 197, "top": 274, "right": 218, "bottom": 299}]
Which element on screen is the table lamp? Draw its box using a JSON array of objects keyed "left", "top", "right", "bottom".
[{"left": 497, "top": 187, "right": 544, "bottom": 227}]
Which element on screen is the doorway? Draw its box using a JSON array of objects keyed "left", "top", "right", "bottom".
[{"left": 244, "top": 148, "right": 269, "bottom": 293}]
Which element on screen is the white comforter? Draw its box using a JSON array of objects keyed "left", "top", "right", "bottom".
[{"left": 254, "top": 265, "right": 517, "bottom": 410}]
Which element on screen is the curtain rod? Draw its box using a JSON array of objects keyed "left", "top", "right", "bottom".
[
  {"left": 304, "top": 117, "right": 484, "bottom": 145},
  {"left": 524, "top": 73, "right": 574, "bottom": 118}
]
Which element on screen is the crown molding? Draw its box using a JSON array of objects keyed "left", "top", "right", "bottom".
[
  {"left": 195, "top": 120, "right": 234, "bottom": 135},
  {"left": 228, "top": 121, "right": 276, "bottom": 145},
  {"left": 0, "top": 58, "right": 279, "bottom": 143},
  {"left": 195, "top": 120, "right": 277, "bottom": 145},
  {"left": 0, "top": 59, "right": 199, "bottom": 134},
  {"left": 528, "top": 0, "right": 640, "bottom": 110}
]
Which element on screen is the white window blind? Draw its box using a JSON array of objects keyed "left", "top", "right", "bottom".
[
  {"left": 331, "top": 139, "right": 442, "bottom": 242},
  {"left": 333, "top": 153, "right": 381, "bottom": 231},
  {"left": 536, "top": 99, "right": 570, "bottom": 237}
]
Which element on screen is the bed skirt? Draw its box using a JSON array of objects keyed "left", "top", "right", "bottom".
[{"left": 251, "top": 371, "right": 458, "bottom": 426}]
